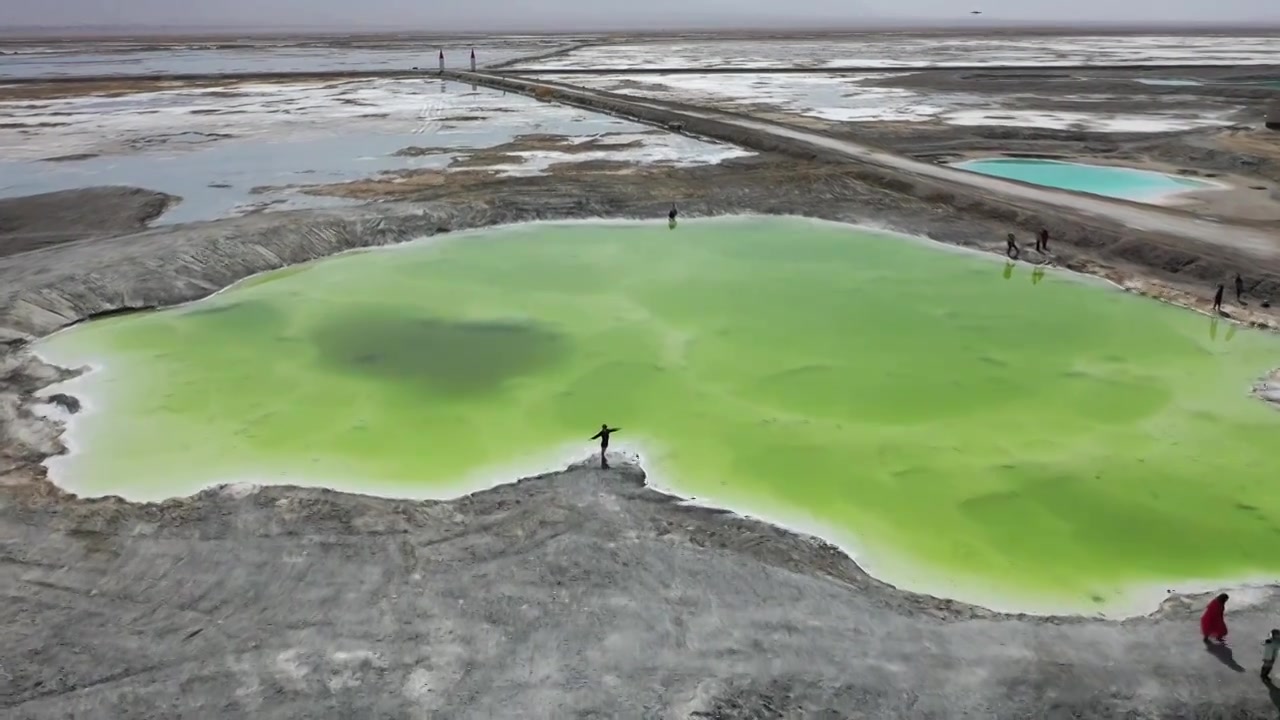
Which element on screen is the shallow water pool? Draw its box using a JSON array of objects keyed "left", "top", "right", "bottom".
[
  {"left": 956, "top": 158, "right": 1215, "bottom": 203},
  {"left": 37, "top": 218, "right": 1280, "bottom": 612}
]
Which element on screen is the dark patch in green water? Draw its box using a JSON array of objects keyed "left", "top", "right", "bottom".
[
  {"left": 182, "top": 299, "right": 285, "bottom": 331},
  {"left": 310, "top": 312, "right": 568, "bottom": 396}
]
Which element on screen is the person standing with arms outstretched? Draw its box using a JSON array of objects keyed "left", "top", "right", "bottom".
[{"left": 591, "top": 424, "right": 620, "bottom": 469}]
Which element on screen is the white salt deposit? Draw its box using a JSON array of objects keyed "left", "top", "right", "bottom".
[
  {"left": 513, "top": 35, "right": 1280, "bottom": 71},
  {"left": 943, "top": 109, "right": 1238, "bottom": 132},
  {"left": 538, "top": 72, "right": 1241, "bottom": 131}
]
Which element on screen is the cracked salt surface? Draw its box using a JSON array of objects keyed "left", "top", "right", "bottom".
[
  {"left": 547, "top": 72, "right": 1242, "bottom": 132},
  {"left": 942, "top": 109, "right": 1236, "bottom": 132},
  {"left": 478, "top": 132, "right": 745, "bottom": 176},
  {"left": 0, "top": 78, "right": 750, "bottom": 223},
  {"left": 515, "top": 35, "right": 1280, "bottom": 70}
]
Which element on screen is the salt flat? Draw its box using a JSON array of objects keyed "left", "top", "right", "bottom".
[
  {"left": 540, "top": 72, "right": 1247, "bottom": 131},
  {"left": 0, "top": 77, "right": 750, "bottom": 222},
  {"left": 513, "top": 35, "right": 1280, "bottom": 70},
  {"left": 0, "top": 37, "right": 580, "bottom": 78}
]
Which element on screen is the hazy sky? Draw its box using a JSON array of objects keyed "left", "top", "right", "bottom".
[{"left": 3, "top": 0, "right": 1278, "bottom": 30}]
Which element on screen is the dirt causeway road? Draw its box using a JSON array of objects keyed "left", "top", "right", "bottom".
[
  {"left": 460, "top": 71, "right": 1280, "bottom": 259},
  {"left": 451, "top": 69, "right": 1280, "bottom": 319},
  {"left": 4, "top": 34, "right": 1280, "bottom": 719}
]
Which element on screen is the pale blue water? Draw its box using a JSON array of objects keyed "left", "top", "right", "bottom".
[
  {"left": 955, "top": 158, "right": 1214, "bottom": 202},
  {"left": 0, "top": 80, "right": 644, "bottom": 224}
]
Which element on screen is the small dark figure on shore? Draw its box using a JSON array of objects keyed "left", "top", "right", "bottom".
[
  {"left": 590, "top": 424, "right": 620, "bottom": 469},
  {"left": 1263, "top": 629, "right": 1279, "bottom": 682},
  {"left": 668, "top": 204, "right": 678, "bottom": 222},
  {"left": 1235, "top": 273, "right": 1245, "bottom": 303},
  {"left": 1006, "top": 233, "right": 1020, "bottom": 260},
  {"left": 1201, "top": 593, "right": 1229, "bottom": 644},
  {"left": 1213, "top": 284, "right": 1225, "bottom": 313},
  {"left": 1035, "top": 228, "right": 1049, "bottom": 253}
]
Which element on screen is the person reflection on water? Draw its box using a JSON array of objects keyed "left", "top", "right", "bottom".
[{"left": 590, "top": 424, "right": 621, "bottom": 469}]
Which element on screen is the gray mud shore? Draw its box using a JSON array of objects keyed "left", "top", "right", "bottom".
[
  {"left": 4, "top": 112, "right": 1280, "bottom": 714},
  {"left": 4, "top": 458, "right": 1280, "bottom": 719},
  {"left": 0, "top": 187, "right": 176, "bottom": 259}
]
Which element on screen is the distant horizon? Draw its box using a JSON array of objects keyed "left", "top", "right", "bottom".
[
  {"left": 6, "top": 0, "right": 1277, "bottom": 38},
  {"left": 4, "top": 19, "right": 1280, "bottom": 40}
]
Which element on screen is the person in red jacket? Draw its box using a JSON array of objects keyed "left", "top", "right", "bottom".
[{"left": 1201, "top": 593, "right": 1230, "bottom": 644}]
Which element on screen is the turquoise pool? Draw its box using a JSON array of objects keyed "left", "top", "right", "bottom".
[{"left": 955, "top": 158, "right": 1216, "bottom": 203}]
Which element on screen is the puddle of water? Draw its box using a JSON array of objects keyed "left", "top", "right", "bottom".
[
  {"left": 0, "top": 130, "right": 467, "bottom": 222},
  {"left": 1134, "top": 78, "right": 1204, "bottom": 86},
  {"left": 36, "top": 217, "right": 1280, "bottom": 612},
  {"left": 955, "top": 158, "right": 1217, "bottom": 203},
  {"left": 0, "top": 79, "right": 747, "bottom": 223}
]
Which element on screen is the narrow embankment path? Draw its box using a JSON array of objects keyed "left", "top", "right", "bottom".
[{"left": 452, "top": 70, "right": 1280, "bottom": 265}]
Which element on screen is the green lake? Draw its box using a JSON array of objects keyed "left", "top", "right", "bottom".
[{"left": 37, "top": 217, "right": 1280, "bottom": 611}]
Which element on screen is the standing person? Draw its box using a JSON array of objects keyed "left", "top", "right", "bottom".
[
  {"left": 1235, "top": 273, "right": 1245, "bottom": 303},
  {"left": 1006, "top": 233, "right": 1020, "bottom": 260},
  {"left": 1201, "top": 593, "right": 1230, "bottom": 644},
  {"left": 1035, "top": 228, "right": 1049, "bottom": 253},
  {"left": 1213, "top": 284, "right": 1225, "bottom": 314},
  {"left": 590, "top": 424, "right": 620, "bottom": 469},
  {"left": 1263, "top": 629, "right": 1279, "bottom": 682},
  {"left": 668, "top": 204, "right": 678, "bottom": 222}
]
